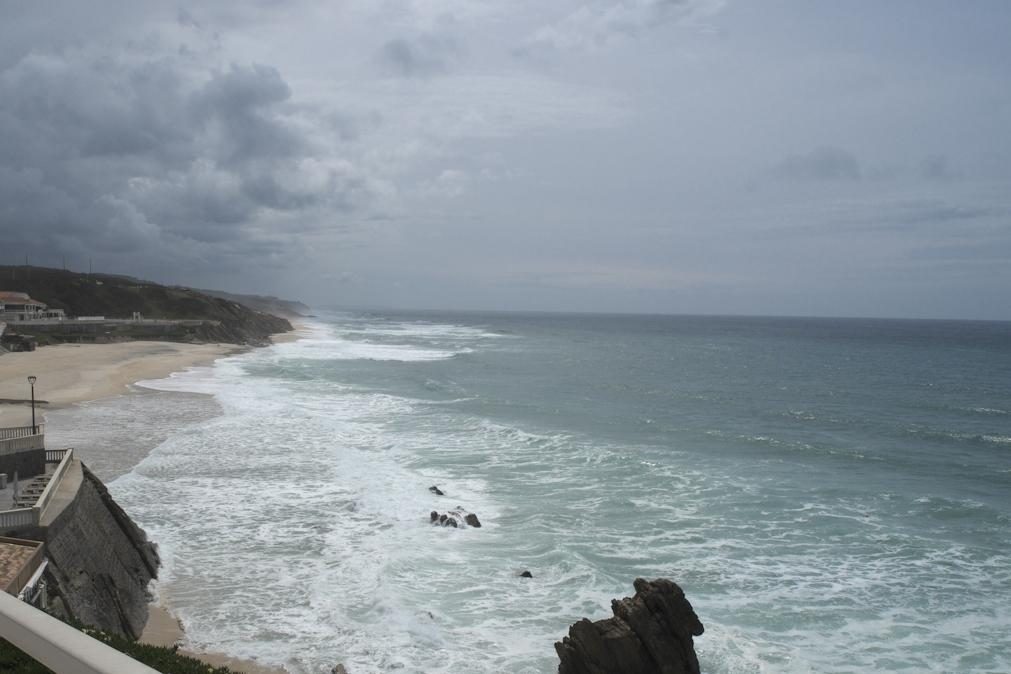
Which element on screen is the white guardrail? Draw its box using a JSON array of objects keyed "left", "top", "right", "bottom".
[
  {"left": 0, "top": 426, "right": 44, "bottom": 441},
  {"left": 0, "top": 590, "right": 161, "bottom": 674},
  {"left": 31, "top": 448, "right": 74, "bottom": 521},
  {"left": 0, "top": 448, "right": 74, "bottom": 531}
]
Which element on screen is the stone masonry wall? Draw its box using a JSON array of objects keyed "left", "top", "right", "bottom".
[{"left": 39, "top": 465, "right": 159, "bottom": 638}]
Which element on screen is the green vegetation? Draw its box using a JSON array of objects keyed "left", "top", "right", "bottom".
[{"left": 0, "top": 624, "right": 245, "bottom": 673}]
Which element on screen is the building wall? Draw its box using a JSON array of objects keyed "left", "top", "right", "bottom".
[{"left": 0, "top": 449, "right": 46, "bottom": 481}]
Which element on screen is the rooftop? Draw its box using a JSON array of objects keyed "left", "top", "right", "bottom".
[
  {"left": 0, "top": 292, "right": 33, "bottom": 302},
  {"left": 0, "top": 536, "right": 41, "bottom": 594}
]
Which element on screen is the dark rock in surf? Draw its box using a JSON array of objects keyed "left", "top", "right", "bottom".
[
  {"left": 555, "top": 578, "right": 704, "bottom": 674},
  {"left": 429, "top": 486, "right": 445, "bottom": 496},
  {"left": 464, "top": 513, "right": 482, "bottom": 528},
  {"left": 430, "top": 511, "right": 439, "bottom": 522},
  {"left": 520, "top": 570, "right": 533, "bottom": 578}
]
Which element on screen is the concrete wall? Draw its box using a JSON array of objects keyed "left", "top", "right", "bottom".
[
  {"left": 14, "top": 464, "right": 159, "bottom": 638},
  {"left": 0, "top": 448, "right": 45, "bottom": 480}
]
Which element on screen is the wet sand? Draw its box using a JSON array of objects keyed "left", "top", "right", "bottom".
[
  {"left": 0, "top": 341, "right": 239, "bottom": 425},
  {"left": 142, "top": 605, "right": 286, "bottom": 674}
]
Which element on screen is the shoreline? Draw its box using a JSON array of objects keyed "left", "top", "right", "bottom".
[
  {"left": 0, "top": 325, "right": 310, "bottom": 673},
  {"left": 0, "top": 340, "right": 242, "bottom": 426},
  {"left": 142, "top": 605, "right": 286, "bottom": 674}
]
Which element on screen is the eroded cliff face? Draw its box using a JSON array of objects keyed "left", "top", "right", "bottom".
[
  {"left": 556, "top": 578, "right": 705, "bottom": 674},
  {"left": 41, "top": 465, "right": 159, "bottom": 638}
]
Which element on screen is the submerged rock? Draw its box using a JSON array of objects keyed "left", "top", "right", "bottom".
[
  {"left": 429, "top": 485, "right": 445, "bottom": 496},
  {"left": 520, "top": 570, "right": 533, "bottom": 578},
  {"left": 464, "top": 513, "right": 482, "bottom": 528},
  {"left": 555, "top": 578, "right": 704, "bottom": 674}
]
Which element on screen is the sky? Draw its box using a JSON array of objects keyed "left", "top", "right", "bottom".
[{"left": 1, "top": 1, "right": 1009, "bottom": 319}]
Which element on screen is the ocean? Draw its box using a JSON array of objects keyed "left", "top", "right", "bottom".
[{"left": 75, "top": 312, "right": 1011, "bottom": 672}]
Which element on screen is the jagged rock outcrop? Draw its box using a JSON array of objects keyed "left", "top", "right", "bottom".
[
  {"left": 555, "top": 578, "right": 704, "bottom": 674},
  {"left": 39, "top": 465, "right": 159, "bottom": 638}
]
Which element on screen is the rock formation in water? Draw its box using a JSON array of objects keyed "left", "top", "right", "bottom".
[
  {"left": 429, "top": 508, "right": 481, "bottom": 528},
  {"left": 555, "top": 578, "right": 704, "bottom": 674}
]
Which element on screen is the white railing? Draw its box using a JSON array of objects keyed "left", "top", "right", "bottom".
[
  {"left": 0, "top": 426, "right": 44, "bottom": 441},
  {"left": 0, "top": 590, "right": 161, "bottom": 674},
  {"left": 0, "top": 435, "right": 45, "bottom": 456},
  {"left": 32, "top": 448, "right": 73, "bottom": 521},
  {"left": 45, "top": 448, "right": 69, "bottom": 463},
  {"left": 0, "top": 426, "right": 44, "bottom": 457},
  {"left": 0, "top": 449, "right": 75, "bottom": 531},
  {"left": 0, "top": 508, "right": 36, "bottom": 530}
]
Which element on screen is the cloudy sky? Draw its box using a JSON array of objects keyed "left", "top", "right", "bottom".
[{"left": 1, "top": 1, "right": 1009, "bottom": 319}]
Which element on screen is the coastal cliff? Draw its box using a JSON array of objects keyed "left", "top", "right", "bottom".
[
  {"left": 37, "top": 464, "right": 159, "bottom": 639},
  {"left": 0, "top": 265, "right": 293, "bottom": 346}
]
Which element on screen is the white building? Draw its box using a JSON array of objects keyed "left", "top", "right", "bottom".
[{"left": 0, "top": 292, "right": 65, "bottom": 321}]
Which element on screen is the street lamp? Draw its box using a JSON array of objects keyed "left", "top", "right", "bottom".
[{"left": 27, "top": 376, "right": 37, "bottom": 434}]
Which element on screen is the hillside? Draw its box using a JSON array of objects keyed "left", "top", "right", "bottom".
[
  {"left": 197, "top": 288, "right": 310, "bottom": 319},
  {"left": 0, "top": 266, "right": 293, "bottom": 346}
]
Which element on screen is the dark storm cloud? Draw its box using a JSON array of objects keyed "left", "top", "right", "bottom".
[
  {"left": 1, "top": 1, "right": 1010, "bottom": 318},
  {"left": 0, "top": 43, "right": 374, "bottom": 265},
  {"left": 775, "top": 147, "right": 861, "bottom": 181}
]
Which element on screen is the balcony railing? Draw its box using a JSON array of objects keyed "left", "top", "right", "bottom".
[
  {"left": 0, "top": 590, "right": 161, "bottom": 674},
  {"left": 0, "top": 425, "right": 44, "bottom": 441},
  {"left": 0, "top": 448, "right": 75, "bottom": 531}
]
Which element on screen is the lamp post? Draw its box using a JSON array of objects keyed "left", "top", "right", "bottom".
[{"left": 27, "top": 376, "right": 37, "bottom": 434}]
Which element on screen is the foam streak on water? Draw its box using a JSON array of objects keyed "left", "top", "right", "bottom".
[{"left": 108, "top": 313, "right": 1011, "bottom": 673}]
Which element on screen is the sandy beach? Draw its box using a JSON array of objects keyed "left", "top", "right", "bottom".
[
  {"left": 0, "top": 333, "right": 302, "bottom": 674},
  {"left": 0, "top": 341, "right": 238, "bottom": 425}
]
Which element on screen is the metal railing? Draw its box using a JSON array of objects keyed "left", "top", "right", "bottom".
[
  {"left": 0, "top": 590, "right": 161, "bottom": 673},
  {"left": 0, "top": 426, "right": 44, "bottom": 441}
]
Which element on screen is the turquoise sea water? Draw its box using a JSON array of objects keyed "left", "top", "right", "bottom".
[{"left": 106, "top": 312, "right": 1011, "bottom": 673}]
